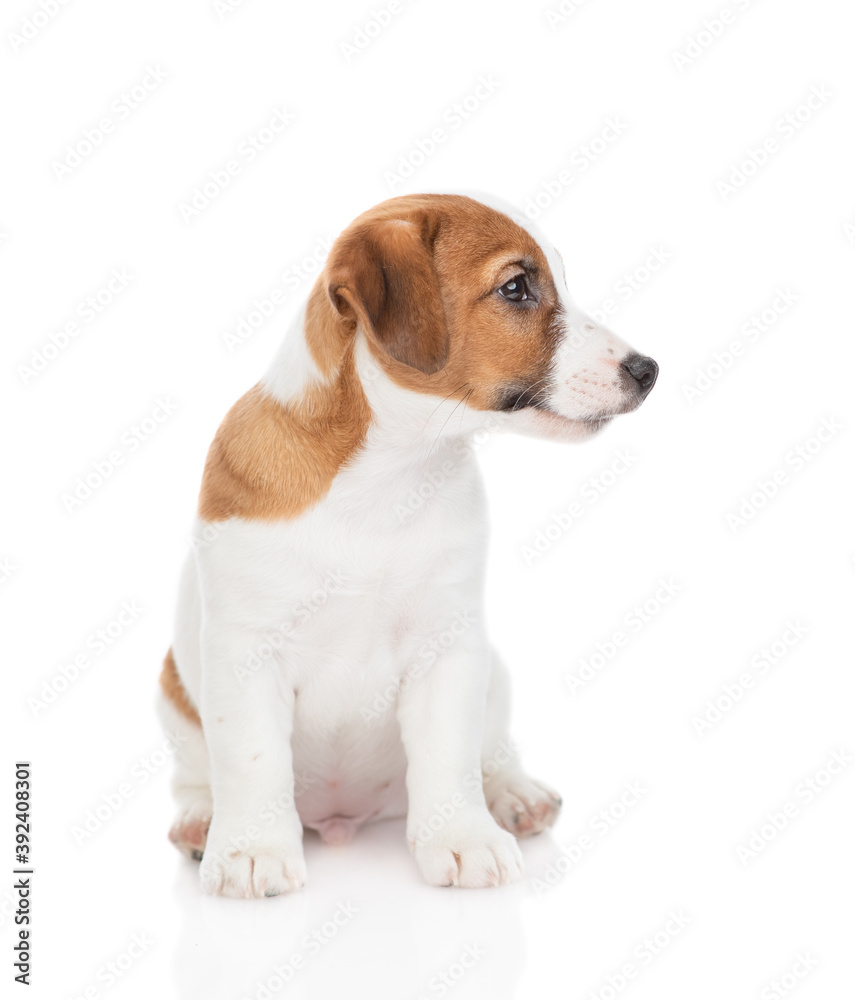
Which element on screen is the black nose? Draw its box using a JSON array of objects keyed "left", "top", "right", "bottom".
[{"left": 621, "top": 353, "right": 659, "bottom": 399}]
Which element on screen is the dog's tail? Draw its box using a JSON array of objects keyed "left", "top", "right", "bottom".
[{"left": 159, "top": 648, "right": 201, "bottom": 727}]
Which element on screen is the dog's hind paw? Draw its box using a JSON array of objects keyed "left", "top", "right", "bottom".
[
  {"left": 485, "top": 773, "right": 561, "bottom": 838},
  {"left": 168, "top": 800, "right": 213, "bottom": 861}
]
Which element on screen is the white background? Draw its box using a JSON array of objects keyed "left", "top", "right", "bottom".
[{"left": 2, "top": 0, "right": 854, "bottom": 997}]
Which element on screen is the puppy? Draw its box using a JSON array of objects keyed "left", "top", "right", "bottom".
[{"left": 159, "top": 193, "right": 658, "bottom": 897}]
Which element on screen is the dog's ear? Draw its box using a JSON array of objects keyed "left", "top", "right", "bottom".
[{"left": 326, "top": 217, "right": 449, "bottom": 375}]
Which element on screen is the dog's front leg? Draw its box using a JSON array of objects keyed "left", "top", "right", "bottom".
[
  {"left": 397, "top": 624, "right": 523, "bottom": 887},
  {"left": 197, "top": 625, "right": 306, "bottom": 898}
]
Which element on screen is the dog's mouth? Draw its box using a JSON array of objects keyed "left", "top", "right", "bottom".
[
  {"left": 493, "top": 381, "right": 647, "bottom": 441},
  {"left": 504, "top": 405, "right": 615, "bottom": 443},
  {"left": 576, "top": 414, "right": 613, "bottom": 430},
  {"left": 493, "top": 383, "right": 632, "bottom": 425},
  {"left": 544, "top": 410, "right": 615, "bottom": 433}
]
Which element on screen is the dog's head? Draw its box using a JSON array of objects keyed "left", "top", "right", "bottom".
[{"left": 320, "top": 193, "right": 657, "bottom": 441}]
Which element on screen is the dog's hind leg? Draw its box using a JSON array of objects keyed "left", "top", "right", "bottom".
[
  {"left": 481, "top": 650, "right": 562, "bottom": 838},
  {"left": 158, "top": 649, "right": 212, "bottom": 861}
]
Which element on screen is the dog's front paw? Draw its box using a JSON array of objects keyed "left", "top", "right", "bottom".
[
  {"left": 409, "top": 811, "right": 523, "bottom": 888},
  {"left": 200, "top": 842, "right": 307, "bottom": 898},
  {"left": 485, "top": 772, "right": 562, "bottom": 838}
]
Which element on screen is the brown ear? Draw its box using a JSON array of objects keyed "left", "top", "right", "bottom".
[{"left": 327, "top": 218, "right": 449, "bottom": 374}]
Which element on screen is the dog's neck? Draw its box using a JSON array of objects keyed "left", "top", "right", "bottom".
[
  {"left": 261, "top": 283, "right": 347, "bottom": 412},
  {"left": 261, "top": 285, "right": 481, "bottom": 460},
  {"left": 200, "top": 280, "right": 492, "bottom": 526}
]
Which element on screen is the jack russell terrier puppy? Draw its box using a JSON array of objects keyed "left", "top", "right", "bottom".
[{"left": 159, "top": 192, "right": 658, "bottom": 897}]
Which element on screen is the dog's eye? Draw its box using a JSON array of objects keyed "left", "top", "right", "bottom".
[{"left": 498, "top": 275, "right": 531, "bottom": 302}]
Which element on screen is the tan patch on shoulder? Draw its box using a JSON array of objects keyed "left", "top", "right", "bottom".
[
  {"left": 159, "top": 648, "right": 200, "bottom": 726},
  {"left": 198, "top": 346, "right": 370, "bottom": 522}
]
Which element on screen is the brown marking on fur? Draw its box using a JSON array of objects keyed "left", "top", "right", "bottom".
[
  {"left": 197, "top": 194, "right": 562, "bottom": 524},
  {"left": 327, "top": 213, "right": 450, "bottom": 374},
  {"left": 160, "top": 648, "right": 201, "bottom": 726},
  {"left": 304, "top": 278, "right": 353, "bottom": 377},
  {"left": 197, "top": 344, "right": 370, "bottom": 522},
  {"left": 324, "top": 194, "right": 563, "bottom": 411}
]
